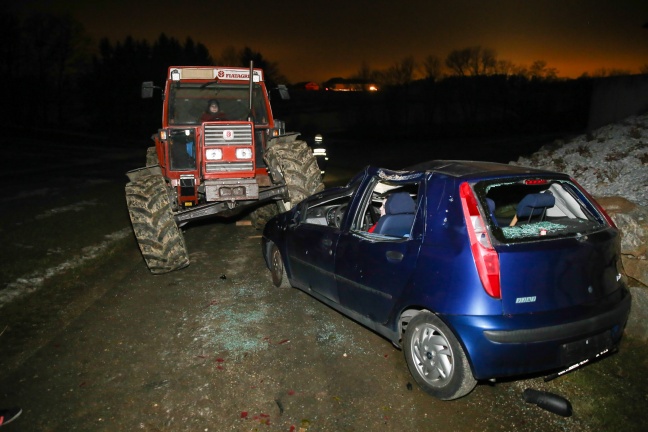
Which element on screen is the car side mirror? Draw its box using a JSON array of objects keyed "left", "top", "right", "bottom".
[{"left": 287, "top": 209, "right": 300, "bottom": 228}]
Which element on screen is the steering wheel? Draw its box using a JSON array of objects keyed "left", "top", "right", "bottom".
[
  {"left": 369, "top": 202, "right": 381, "bottom": 224},
  {"left": 333, "top": 205, "right": 347, "bottom": 228}
]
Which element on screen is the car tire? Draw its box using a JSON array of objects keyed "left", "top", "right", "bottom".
[
  {"left": 268, "top": 242, "right": 291, "bottom": 288},
  {"left": 125, "top": 174, "right": 190, "bottom": 274},
  {"left": 403, "top": 311, "right": 477, "bottom": 400}
]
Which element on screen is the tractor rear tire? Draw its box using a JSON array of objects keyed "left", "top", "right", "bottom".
[
  {"left": 125, "top": 174, "right": 190, "bottom": 274},
  {"left": 262, "top": 138, "right": 324, "bottom": 212}
]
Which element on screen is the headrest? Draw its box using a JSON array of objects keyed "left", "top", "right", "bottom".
[
  {"left": 385, "top": 192, "right": 416, "bottom": 215},
  {"left": 517, "top": 193, "right": 555, "bottom": 217}
]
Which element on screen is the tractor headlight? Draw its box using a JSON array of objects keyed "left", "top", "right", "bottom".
[
  {"left": 236, "top": 148, "right": 252, "bottom": 159},
  {"left": 206, "top": 149, "right": 223, "bottom": 160}
]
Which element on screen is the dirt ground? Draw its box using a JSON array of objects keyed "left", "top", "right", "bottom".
[
  {"left": 0, "top": 135, "right": 646, "bottom": 431},
  {"left": 2, "top": 216, "right": 646, "bottom": 432}
]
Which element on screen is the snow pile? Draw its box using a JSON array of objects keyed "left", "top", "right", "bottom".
[
  {"left": 511, "top": 113, "right": 648, "bottom": 207},
  {"left": 0, "top": 228, "right": 132, "bottom": 309}
]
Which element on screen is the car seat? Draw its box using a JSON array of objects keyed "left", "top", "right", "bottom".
[
  {"left": 372, "top": 192, "right": 416, "bottom": 237},
  {"left": 486, "top": 198, "right": 498, "bottom": 226},
  {"left": 510, "top": 193, "right": 555, "bottom": 226}
]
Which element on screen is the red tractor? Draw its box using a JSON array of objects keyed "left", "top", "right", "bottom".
[{"left": 125, "top": 65, "right": 324, "bottom": 273}]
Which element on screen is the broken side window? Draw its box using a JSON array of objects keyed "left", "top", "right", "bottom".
[{"left": 352, "top": 178, "right": 420, "bottom": 238}]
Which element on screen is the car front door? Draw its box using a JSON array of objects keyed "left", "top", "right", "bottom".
[
  {"left": 286, "top": 223, "right": 340, "bottom": 303},
  {"left": 335, "top": 233, "right": 421, "bottom": 324},
  {"left": 285, "top": 194, "right": 353, "bottom": 303},
  {"left": 334, "top": 176, "right": 425, "bottom": 324}
]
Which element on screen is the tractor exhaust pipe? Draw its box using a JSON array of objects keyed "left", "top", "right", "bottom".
[
  {"left": 248, "top": 60, "right": 254, "bottom": 120},
  {"left": 523, "top": 389, "right": 573, "bottom": 417}
]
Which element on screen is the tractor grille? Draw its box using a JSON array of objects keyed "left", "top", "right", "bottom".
[
  {"left": 204, "top": 124, "right": 253, "bottom": 146},
  {"left": 205, "top": 161, "right": 254, "bottom": 173}
]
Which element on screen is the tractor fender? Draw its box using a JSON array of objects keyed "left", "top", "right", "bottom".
[{"left": 126, "top": 165, "right": 163, "bottom": 183}]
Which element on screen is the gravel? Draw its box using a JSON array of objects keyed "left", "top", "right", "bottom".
[{"left": 511, "top": 113, "right": 648, "bottom": 207}]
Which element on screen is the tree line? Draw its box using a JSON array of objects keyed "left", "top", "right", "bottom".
[
  {"left": 1, "top": 10, "right": 645, "bottom": 140},
  {"left": 0, "top": 10, "right": 287, "bottom": 136},
  {"left": 348, "top": 45, "right": 643, "bottom": 89}
]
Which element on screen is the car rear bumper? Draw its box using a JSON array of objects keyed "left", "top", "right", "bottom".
[{"left": 443, "top": 291, "right": 631, "bottom": 380}]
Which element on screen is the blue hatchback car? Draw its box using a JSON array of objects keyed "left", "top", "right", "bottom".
[{"left": 262, "top": 161, "right": 631, "bottom": 400}]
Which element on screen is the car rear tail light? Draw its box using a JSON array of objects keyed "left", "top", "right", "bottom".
[
  {"left": 459, "top": 182, "right": 501, "bottom": 299},
  {"left": 524, "top": 179, "right": 548, "bottom": 185},
  {"left": 569, "top": 177, "right": 617, "bottom": 228}
]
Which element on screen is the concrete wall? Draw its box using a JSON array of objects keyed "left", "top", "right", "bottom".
[{"left": 588, "top": 74, "right": 648, "bottom": 130}]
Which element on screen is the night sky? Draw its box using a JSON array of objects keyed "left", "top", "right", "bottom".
[{"left": 15, "top": 0, "right": 648, "bottom": 83}]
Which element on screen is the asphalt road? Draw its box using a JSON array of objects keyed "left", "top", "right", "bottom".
[{"left": 0, "top": 132, "right": 643, "bottom": 431}]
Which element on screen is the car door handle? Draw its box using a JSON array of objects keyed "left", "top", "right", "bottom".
[
  {"left": 322, "top": 239, "right": 333, "bottom": 247},
  {"left": 386, "top": 250, "right": 403, "bottom": 262}
]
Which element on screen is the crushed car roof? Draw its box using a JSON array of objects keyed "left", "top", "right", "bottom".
[{"left": 403, "top": 160, "right": 561, "bottom": 178}]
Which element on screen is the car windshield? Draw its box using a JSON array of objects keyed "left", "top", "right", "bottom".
[
  {"left": 167, "top": 82, "right": 269, "bottom": 126},
  {"left": 476, "top": 178, "right": 608, "bottom": 243}
]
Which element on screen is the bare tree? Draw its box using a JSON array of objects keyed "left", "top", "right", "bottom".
[
  {"left": 381, "top": 56, "right": 416, "bottom": 86},
  {"left": 353, "top": 60, "right": 374, "bottom": 82},
  {"left": 445, "top": 47, "right": 472, "bottom": 76},
  {"left": 445, "top": 46, "right": 498, "bottom": 76},
  {"left": 528, "top": 60, "right": 558, "bottom": 79},
  {"left": 469, "top": 47, "right": 497, "bottom": 76},
  {"left": 422, "top": 54, "right": 443, "bottom": 81},
  {"left": 21, "top": 13, "right": 91, "bottom": 124},
  {"left": 591, "top": 67, "right": 632, "bottom": 77},
  {"left": 216, "top": 46, "right": 287, "bottom": 87},
  {"left": 493, "top": 59, "right": 521, "bottom": 76},
  {"left": 218, "top": 46, "right": 240, "bottom": 66}
]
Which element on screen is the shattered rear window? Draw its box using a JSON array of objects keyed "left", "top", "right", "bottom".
[{"left": 473, "top": 177, "right": 608, "bottom": 243}]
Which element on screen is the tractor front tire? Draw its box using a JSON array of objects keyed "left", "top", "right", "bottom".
[
  {"left": 125, "top": 174, "right": 190, "bottom": 274},
  {"left": 262, "top": 138, "right": 324, "bottom": 212},
  {"left": 249, "top": 203, "right": 281, "bottom": 230}
]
